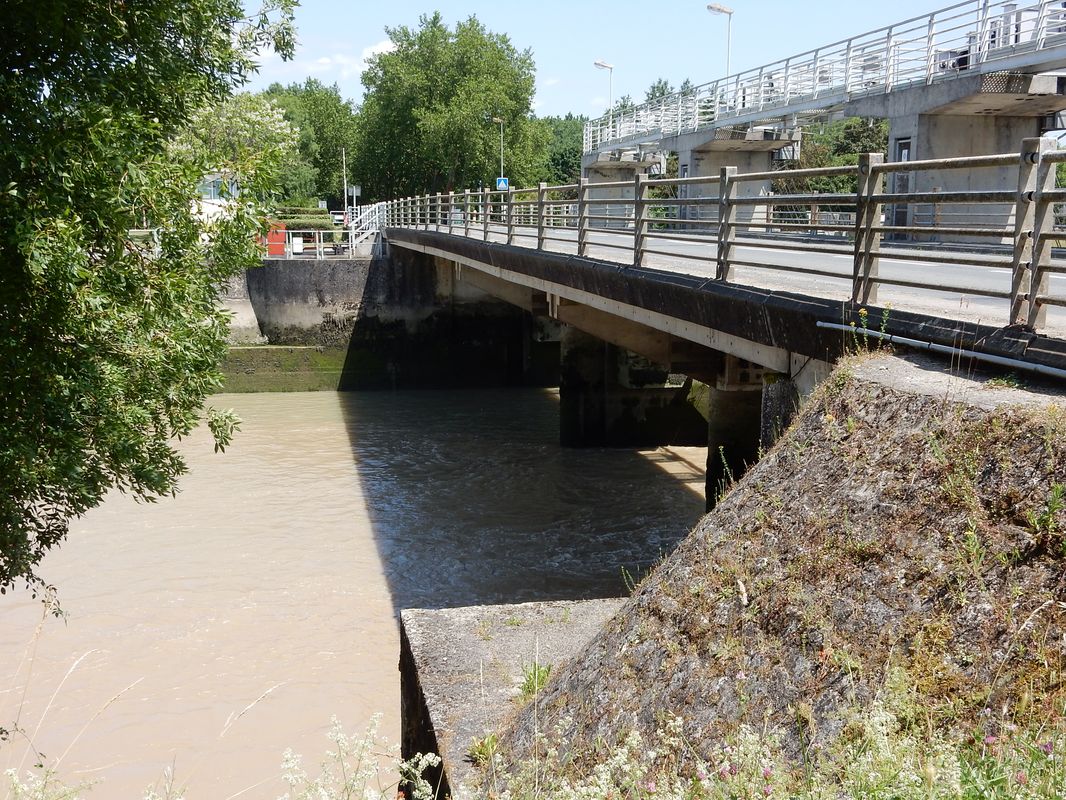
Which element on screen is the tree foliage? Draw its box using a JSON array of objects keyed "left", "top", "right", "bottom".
[
  {"left": 644, "top": 79, "right": 675, "bottom": 103},
  {"left": 0, "top": 0, "right": 295, "bottom": 596},
  {"left": 173, "top": 92, "right": 301, "bottom": 201},
  {"left": 773, "top": 117, "right": 889, "bottom": 196},
  {"left": 541, "top": 114, "right": 587, "bottom": 186},
  {"left": 354, "top": 13, "right": 549, "bottom": 199},
  {"left": 264, "top": 79, "right": 359, "bottom": 206}
]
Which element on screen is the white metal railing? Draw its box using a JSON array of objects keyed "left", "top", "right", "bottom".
[
  {"left": 265, "top": 203, "right": 387, "bottom": 259},
  {"left": 584, "top": 0, "right": 1066, "bottom": 152},
  {"left": 379, "top": 139, "right": 1066, "bottom": 333}
]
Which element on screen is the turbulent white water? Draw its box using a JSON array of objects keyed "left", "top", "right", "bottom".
[{"left": 0, "top": 389, "right": 704, "bottom": 798}]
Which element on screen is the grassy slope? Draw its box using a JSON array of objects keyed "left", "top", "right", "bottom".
[{"left": 499, "top": 355, "right": 1066, "bottom": 774}]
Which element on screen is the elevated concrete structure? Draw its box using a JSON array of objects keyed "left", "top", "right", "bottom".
[
  {"left": 847, "top": 72, "right": 1066, "bottom": 237},
  {"left": 581, "top": 2, "right": 1066, "bottom": 244}
]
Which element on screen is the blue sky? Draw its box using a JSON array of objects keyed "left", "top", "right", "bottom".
[{"left": 247, "top": 1, "right": 961, "bottom": 117}]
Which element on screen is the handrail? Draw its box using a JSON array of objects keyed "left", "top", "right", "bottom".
[
  {"left": 377, "top": 138, "right": 1066, "bottom": 333},
  {"left": 583, "top": 0, "right": 1066, "bottom": 153}
]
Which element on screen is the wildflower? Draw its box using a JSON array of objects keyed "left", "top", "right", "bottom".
[
  {"left": 922, "top": 762, "right": 937, "bottom": 788},
  {"left": 762, "top": 785, "right": 772, "bottom": 796},
  {"left": 736, "top": 671, "right": 748, "bottom": 681},
  {"left": 645, "top": 780, "right": 657, "bottom": 792},
  {"left": 1040, "top": 741, "right": 1054, "bottom": 755},
  {"left": 729, "top": 762, "right": 739, "bottom": 776},
  {"left": 983, "top": 735, "right": 997, "bottom": 745},
  {"left": 762, "top": 766, "right": 772, "bottom": 780},
  {"left": 1015, "top": 770, "right": 1029, "bottom": 786},
  {"left": 717, "top": 768, "right": 729, "bottom": 780}
]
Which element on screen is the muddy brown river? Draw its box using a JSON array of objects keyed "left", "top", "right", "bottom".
[{"left": 0, "top": 389, "right": 704, "bottom": 798}]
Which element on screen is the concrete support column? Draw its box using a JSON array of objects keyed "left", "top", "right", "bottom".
[{"left": 558, "top": 325, "right": 706, "bottom": 447}]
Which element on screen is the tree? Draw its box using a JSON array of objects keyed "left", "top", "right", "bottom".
[
  {"left": 0, "top": 0, "right": 295, "bottom": 596},
  {"left": 264, "top": 80, "right": 359, "bottom": 206},
  {"left": 541, "top": 114, "right": 587, "bottom": 186},
  {"left": 173, "top": 93, "right": 302, "bottom": 201},
  {"left": 773, "top": 117, "right": 889, "bottom": 196},
  {"left": 354, "top": 13, "right": 549, "bottom": 199},
  {"left": 644, "top": 79, "right": 675, "bottom": 104}
]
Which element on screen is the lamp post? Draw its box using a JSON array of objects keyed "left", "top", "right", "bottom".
[
  {"left": 593, "top": 60, "right": 614, "bottom": 134},
  {"left": 491, "top": 116, "right": 504, "bottom": 180},
  {"left": 707, "top": 3, "right": 734, "bottom": 77}
]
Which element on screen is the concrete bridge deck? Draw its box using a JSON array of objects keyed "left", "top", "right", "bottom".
[{"left": 385, "top": 225, "right": 1066, "bottom": 382}]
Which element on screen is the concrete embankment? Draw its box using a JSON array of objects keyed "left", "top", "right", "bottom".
[
  {"left": 401, "top": 352, "right": 1066, "bottom": 795},
  {"left": 221, "top": 249, "right": 558, "bottom": 391}
]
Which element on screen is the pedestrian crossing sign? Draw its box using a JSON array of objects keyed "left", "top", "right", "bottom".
[{"left": 496, "top": 177, "right": 509, "bottom": 191}]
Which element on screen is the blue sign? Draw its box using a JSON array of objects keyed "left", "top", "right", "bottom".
[{"left": 496, "top": 177, "right": 509, "bottom": 191}]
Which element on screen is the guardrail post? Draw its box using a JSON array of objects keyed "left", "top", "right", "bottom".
[
  {"left": 634, "top": 173, "right": 650, "bottom": 267},
  {"left": 482, "top": 191, "right": 491, "bottom": 241},
  {"left": 716, "top": 166, "right": 738, "bottom": 281},
  {"left": 445, "top": 191, "right": 454, "bottom": 234},
  {"left": 1011, "top": 137, "right": 1055, "bottom": 328},
  {"left": 852, "top": 152, "right": 885, "bottom": 304},
  {"left": 463, "top": 189, "right": 471, "bottom": 237},
  {"left": 506, "top": 187, "right": 516, "bottom": 245},
  {"left": 537, "top": 182, "right": 548, "bottom": 250},
  {"left": 431, "top": 193, "right": 439, "bottom": 231},
  {"left": 577, "top": 178, "right": 590, "bottom": 257}
]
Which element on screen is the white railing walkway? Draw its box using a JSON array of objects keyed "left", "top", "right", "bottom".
[
  {"left": 584, "top": 0, "right": 1066, "bottom": 153},
  {"left": 379, "top": 138, "right": 1066, "bottom": 338}
]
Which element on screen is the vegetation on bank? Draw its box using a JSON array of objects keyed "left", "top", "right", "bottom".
[
  {"left": 0, "top": 0, "right": 296, "bottom": 596},
  {"left": 489, "top": 357, "right": 1065, "bottom": 799}
]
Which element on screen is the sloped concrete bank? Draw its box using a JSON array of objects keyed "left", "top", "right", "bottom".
[
  {"left": 402, "top": 352, "right": 1066, "bottom": 795},
  {"left": 400, "top": 599, "right": 624, "bottom": 799}
]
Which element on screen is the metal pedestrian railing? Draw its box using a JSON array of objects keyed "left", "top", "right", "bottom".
[
  {"left": 584, "top": 0, "right": 1066, "bottom": 153},
  {"left": 379, "top": 138, "right": 1066, "bottom": 333}
]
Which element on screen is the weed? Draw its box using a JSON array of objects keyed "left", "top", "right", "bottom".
[
  {"left": 1026, "top": 483, "right": 1065, "bottom": 553},
  {"left": 987, "top": 373, "right": 1022, "bottom": 389},
  {"left": 466, "top": 733, "right": 498, "bottom": 767},
  {"left": 518, "top": 664, "right": 552, "bottom": 703},
  {"left": 504, "top": 617, "right": 523, "bottom": 627}
]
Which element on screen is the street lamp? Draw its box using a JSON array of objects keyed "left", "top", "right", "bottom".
[
  {"left": 491, "top": 116, "right": 504, "bottom": 180},
  {"left": 707, "top": 3, "right": 734, "bottom": 77},
  {"left": 593, "top": 60, "right": 614, "bottom": 131}
]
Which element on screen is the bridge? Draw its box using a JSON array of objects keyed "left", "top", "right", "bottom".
[
  {"left": 582, "top": 0, "right": 1066, "bottom": 242},
  {"left": 357, "top": 138, "right": 1066, "bottom": 499},
  {"left": 586, "top": 0, "right": 1066, "bottom": 153}
]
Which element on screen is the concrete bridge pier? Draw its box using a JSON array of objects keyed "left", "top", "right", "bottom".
[
  {"left": 558, "top": 325, "right": 706, "bottom": 447},
  {"left": 583, "top": 150, "right": 666, "bottom": 229},
  {"left": 672, "top": 128, "right": 799, "bottom": 231},
  {"left": 846, "top": 73, "right": 1066, "bottom": 242}
]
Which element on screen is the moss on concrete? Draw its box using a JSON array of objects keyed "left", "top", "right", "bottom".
[{"left": 221, "top": 345, "right": 349, "bottom": 392}]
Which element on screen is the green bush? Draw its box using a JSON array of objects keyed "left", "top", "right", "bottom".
[
  {"left": 268, "top": 216, "right": 337, "bottom": 231},
  {"left": 273, "top": 205, "right": 330, "bottom": 218}
]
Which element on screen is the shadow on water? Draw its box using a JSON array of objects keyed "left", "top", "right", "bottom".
[{"left": 337, "top": 387, "right": 706, "bottom": 612}]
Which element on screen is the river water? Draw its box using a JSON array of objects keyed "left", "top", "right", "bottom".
[{"left": 0, "top": 389, "right": 705, "bottom": 798}]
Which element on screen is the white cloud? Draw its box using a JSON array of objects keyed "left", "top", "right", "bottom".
[
  {"left": 361, "top": 39, "right": 396, "bottom": 67},
  {"left": 540, "top": 77, "right": 560, "bottom": 88}
]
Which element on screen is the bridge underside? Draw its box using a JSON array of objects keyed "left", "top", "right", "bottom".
[{"left": 383, "top": 227, "right": 1066, "bottom": 503}]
